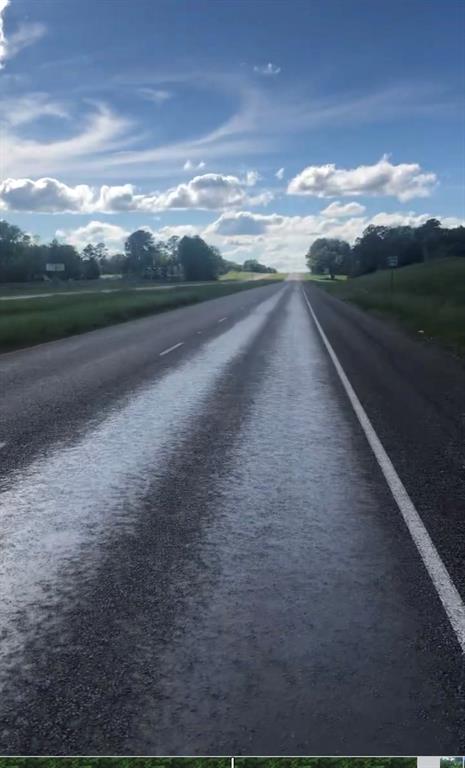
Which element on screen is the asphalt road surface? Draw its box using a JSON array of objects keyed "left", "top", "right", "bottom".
[{"left": 0, "top": 280, "right": 464, "bottom": 755}]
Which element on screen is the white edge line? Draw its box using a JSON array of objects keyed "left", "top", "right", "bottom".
[
  {"left": 301, "top": 286, "right": 465, "bottom": 653},
  {"left": 159, "top": 341, "right": 184, "bottom": 357}
]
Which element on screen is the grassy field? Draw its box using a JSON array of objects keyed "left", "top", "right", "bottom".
[
  {"left": 220, "top": 270, "right": 287, "bottom": 281},
  {"left": 0, "top": 279, "right": 279, "bottom": 352},
  {"left": 318, "top": 257, "right": 465, "bottom": 353},
  {"left": 0, "top": 761, "right": 228, "bottom": 768}
]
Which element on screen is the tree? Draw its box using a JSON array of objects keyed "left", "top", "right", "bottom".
[
  {"left": 47, "top": 239, "right": 81, "bottom": 279},
  {"left": 306, "top": 238, "right": 351, "bottom": 278},
  {"left": 124, "top": 229, "right": 156, "bottom": 276},
  {"left": 81, "top": 256, "right": 100, "bottom": 280},
  {"left": 178, "top": 236, "right": 221, "bottom": 281},
  {"left": 415, "top": 218, "right": 442, "bottom": 261}
]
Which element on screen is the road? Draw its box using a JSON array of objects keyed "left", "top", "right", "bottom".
[{"left": 0, "top": 279, "right": 464, "bottom": 755}]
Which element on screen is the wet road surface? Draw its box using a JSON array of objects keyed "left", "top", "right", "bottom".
[{"left": 0, "top": 281, "right": 463, "bottom": 754}]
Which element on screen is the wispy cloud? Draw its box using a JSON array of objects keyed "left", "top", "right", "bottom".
[
  {"left": 253, "top": 62, "right": 281, "bottom": 76},
  {"left": 138, "top": 88, "right": 173, "bottom": 104},
  {"left": 183, "top": 159, "right": 206, "bottom": 171},
  {"left": 0, "top": 0, "right": 9, "bottom": 67},
  {"left": 0, "top": 0, "right": 46, "bottom": 68}
]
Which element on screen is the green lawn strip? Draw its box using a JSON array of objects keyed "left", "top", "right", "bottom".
[
  {"left": 220, "top": 271, "right": 287, "bottom": 281},
  {"left": 316, "top": 257, "right": 465, "bottom": 354},
  {"left": 0, "top": 760, "right": 229, "bottom": 768},
  {"left": 235, "top": 760, "right": 416, "bottom": 768},
  {"left": 0, "top": 280, "right": 279, "bottom": 352}
]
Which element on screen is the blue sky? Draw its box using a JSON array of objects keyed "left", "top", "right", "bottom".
[{"left": 0, "top": 0, "right": 464, "bottom": 270}]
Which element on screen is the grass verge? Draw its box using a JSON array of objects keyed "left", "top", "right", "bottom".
[
  {"left": 317, "top": 257, "right": 465, "bottom": 353},
  {"left": 0, "top": 280, "right": 279, "bottom": 352},
  {"left": 220, "top": 271, "right": 287, "bottom": 281}
]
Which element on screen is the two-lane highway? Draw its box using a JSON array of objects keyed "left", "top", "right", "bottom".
[{"left": 0, "top": 280, "right": 463, "bottom": 754}]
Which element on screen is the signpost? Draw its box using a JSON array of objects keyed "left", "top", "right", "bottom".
[{"left": 387, "top": 254, "right": 398, "bottom": 304}]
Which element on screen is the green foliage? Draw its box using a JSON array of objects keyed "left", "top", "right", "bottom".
[
  {"left": 307, "top": 219, "right": 465, "bottom": 279},
  {"left": 178, "top": 235, "right": 222, "bottom": 281},
  {"left": 243, "top": 258, "right": 277, "bottom": 274},
  {"left": 306, "top": 238, "right": 351, "bottom": 278},
  {"left": 236, "top": 760, "right": 416, "bottom": 768}
]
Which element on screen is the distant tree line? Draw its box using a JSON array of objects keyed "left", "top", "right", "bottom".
[
  {"left": 0, "top": 221, "right": 275, "bottom": 283},
  {"left": 306, "top": 219, "right": 465, "bottom": 278}
]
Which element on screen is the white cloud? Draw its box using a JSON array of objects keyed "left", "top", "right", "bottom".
[
  {"left": 253, "top": 62, "right": 281, "bottom": 76},
  {"left": 0, "top": 173, "right": 272, "bottom": 213},
  {"left": 244, "top": 170, "right": 260, "bottom": 186},
  {"left": 321, "top": 201, "right": 366, "bottom": 217},
  {"left": 0, "top": 0, "right": 9, "bottom": 66},
  {"left": 0, "top": 93, "right": 69, "bottom": 126},
  {"left": 287, "top": 155, "right": 437, "bottom": 201},
  {"left": 0, "top": 0, "right": 46, "bottom": 68},
  {"left": 6, "top": 20, "right": 46, "bottom": 57},
  {"left": 138, "top": 88, "right": 173, "bottom": 104},
  {"left": 56, "top": 221, "right": 129, "bottom": 251},
  {"left": 183, "top": 159, "right": 206, "bottom": 171},
  {"left": 205, "top": 209, "right": 464, "bottom": 272},
  {"left": 206, "top": 211, "right": 285, "bottom": 236},
  {"left": 275, "top": 167, "right": 285, "bottom": 180}
]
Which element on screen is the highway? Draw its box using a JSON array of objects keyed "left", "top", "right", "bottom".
[{"left": 0, "top": 279, "right": 464, "bottom": 754}]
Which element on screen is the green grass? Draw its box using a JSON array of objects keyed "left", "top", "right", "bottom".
[
  {"left": 0, "top": 761, "right": 227, "bottom": 768},
  {"left": 318, "top": 257, "right": 465, "bottom": 353},
  {"left": 220, "top": 270, "right": 287, "bottom": 281},
  {"left": 0, "top": 279, "right": 279, "bottom": 352},
  {"left": 302, "top": 273, "right": 347, "bottom": 283},
  {"left": 0, "top": 277, "right": 215, "bottom": 296}
]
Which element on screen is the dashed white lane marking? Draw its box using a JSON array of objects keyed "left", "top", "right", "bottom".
[
  {"left": 159, "top": 342, "right": 184, "bottom": 357},
  {"left": 0, "top": 441, "right": 7, "bottom": 449},
  {"left": 302, "top": 287, "right": 465, "bottom": 653},
  {"left": 218, "top": 316, "right": 228, "bottom": 323}
]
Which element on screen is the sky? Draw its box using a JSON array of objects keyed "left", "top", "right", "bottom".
[{"left": 0, "top": 0, "right": 464, "bottom": 271}]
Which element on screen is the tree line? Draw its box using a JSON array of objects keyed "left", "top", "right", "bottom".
[
  {"left": 0, "top": 221, "right": 276, "bottom": 283},
  {"left": 306, "top": 218, "right": 465, "bottom": 278}
]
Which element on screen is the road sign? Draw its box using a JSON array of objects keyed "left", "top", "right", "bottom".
[
  {"left": 45, "top": 263, "right": 65, "bottom": 272},
  {"left": 387, "top": 255, "right": 398, "bottom": 268}
]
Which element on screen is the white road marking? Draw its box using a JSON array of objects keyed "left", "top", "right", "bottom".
[
  {"left": 218, "top": 316, "right": 228, "bottom": 323},
  {"left": 159, "top": 342, "right": 184, "bottom": 357},
  {"left": 302, "top": 287, "right": 465, "bottom": 654},
  {"left": 0, "top": 441, "right": 7, "bottom": 449}
]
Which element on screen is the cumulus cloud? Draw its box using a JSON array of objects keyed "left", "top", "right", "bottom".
[
  {"left": 56, "top": 221, "right": 130, "bottom": 250},
  {"left": 253, "top": 62, "right": 281, "bottom": 76},
  {"left": 206, "top": 208, "right": 463, "bottom": 272},
  {"left": 0, "top": 173, "right": 272, "bottom": 213},
  {"left": 275, "top": 167, "right": 285, "bottom": 180},
  {"left": 0, "top": 0, "right": 46, "bottom": 67},
  {"left": 287, "top": 155, "right": 437, "bottom": 201},
  {"left": 207, "top": 211, "right": 285, "bottom": 236},
  {"left": 320, "top": 201, "right": 366, "bottom": 217},
  {"left": 183, "top": 159, "right": 206, "bottom": 171}
]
